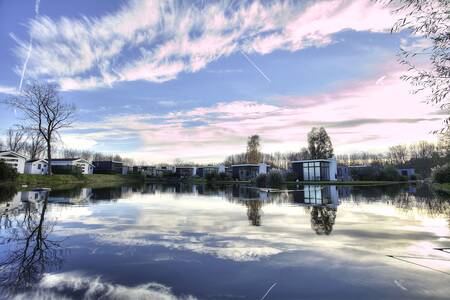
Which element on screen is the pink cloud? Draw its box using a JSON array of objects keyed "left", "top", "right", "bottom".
[{"left": 67, "top": 63, "right": 444, "bottom": 163}]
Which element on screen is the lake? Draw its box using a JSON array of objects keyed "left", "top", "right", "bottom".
[{"left": 0, "top": 183, "right": 449, "bottom": 299}]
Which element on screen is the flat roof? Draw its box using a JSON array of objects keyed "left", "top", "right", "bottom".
[
  {"left": 231, "top": 164, "right": 265, "bottom": 167},
  {"left": 93, "top": 160, "right": 124, "bottom": 164},
  {"left": 291, "top": 159, "right": 334, "bottom": 163}
]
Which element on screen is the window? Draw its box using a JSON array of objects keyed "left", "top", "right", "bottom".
[{"left": 38, "top": 164, "right": 41, "bottom": 169}]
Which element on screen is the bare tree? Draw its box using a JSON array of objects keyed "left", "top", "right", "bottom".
[
  {"left": 25, "top": 131, "right": 46, "bottom": 160},
  {"left": 5, "top": 82, "right": 75, "bottom": 175},
  {"left": 6, "top": 128, "right": 26, "bottom": 153},
  {"left": 388, "top": 145, "right": 409, "bottom": 166},
  {"left": 390, "top": 0, "right": 450, "bottom": 131}
]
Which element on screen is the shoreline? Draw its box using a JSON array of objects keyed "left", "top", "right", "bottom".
[{"left": 0, "top": 174, "right": 428, "bottom": 191}]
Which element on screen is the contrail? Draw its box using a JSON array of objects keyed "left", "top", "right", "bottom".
[
  {"left": 260, "top": 282, "right": 277, "bottom": 300},
  {"left": 239, "top": 50, "right": 271, "bottom": 83},
  {"left": 19, "top": 0, "right": 41, "bottom": 91}
]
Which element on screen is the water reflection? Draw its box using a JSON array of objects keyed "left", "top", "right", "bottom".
[
  {"left": 0, "top": 191, "right": 63, "bottom": 294},
  {"left": 0, "top": 183, "right": 449, "bottom": 299}
]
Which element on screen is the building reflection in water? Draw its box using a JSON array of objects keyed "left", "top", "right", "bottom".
[
  {"left": 226, "top": 185, "right": 340, "bottom": 233},
  {"left": 293, "top": 185, "right": 339, "bottom": 235}
]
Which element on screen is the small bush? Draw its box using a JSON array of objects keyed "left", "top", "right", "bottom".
[
  {"left": 205, "top": 172, "right": 232, "bottom": 182},
  {"left": 350, "top": 167, "right": 380, "bottom": 181},
  {"left": 266, "top": 170, "right": 285, "bottom": 188},
  {"left": 0, "top": 161, "right": 18, "bottom": 182},
  {"left": 378, "top": 166, "right": 401, "bottom": 181},
  {"left": 432, "top": 163, "right": 450, "bottom": 183},
  {"left": 285, "top": 171, "right": 298, "bottom": 182},
  {"left": 205, "top": 172, "right": 216, "bottom": 182},
  {"left": 255, "top": 173, "right": 267, "bottom": 187},
  {"left": 52, "top": 165, "right": 84, "bottom": 178}
]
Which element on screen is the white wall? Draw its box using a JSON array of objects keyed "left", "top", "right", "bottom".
[
  {"left": 0, "top": 152, "right": 26, "bottom": 174},
  {"left": 258, "top": 163, "right": 268, "bottom": 174},
  {"left": 25, "top": 161, "right": 48, "bottom": 175},
  {"left": 328, "top": 158, "right": 337, "bottom": 181}
]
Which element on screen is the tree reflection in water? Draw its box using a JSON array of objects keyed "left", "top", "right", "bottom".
[
  {"left": 0, "top": 193, "right": 63, "bottom": 293},
  {"left": 309, "top": 206, "right": 337, "bottom": 235},
  {"left": 246, "top": 200, "right": 263, "bottom": 226}
]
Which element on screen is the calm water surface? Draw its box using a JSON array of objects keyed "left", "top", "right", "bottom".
[{"left": 0, "top": 183, "right": 449, "bottom": 299}]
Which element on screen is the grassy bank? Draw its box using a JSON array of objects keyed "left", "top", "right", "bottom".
[
  {"left": 146, "top": 177, "right": 412, "bottom": 186},
  {"left": 433, "top": 183, "right": 450, "bottom": 195},
  {"left": 7, "top": 174, "right": 144, "bottom": 190}
]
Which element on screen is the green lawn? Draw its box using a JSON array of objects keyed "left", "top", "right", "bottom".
[
  {"left": 433, "top": 183, "right": 450, "bottom": 194},
  {"left": 9, "top": 174, "right": 144, "bottom": 190}
]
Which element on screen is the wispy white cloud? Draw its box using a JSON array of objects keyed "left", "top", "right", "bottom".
[
  {"left": 13, "top": 0, "right": 396, "bottom": 90},
  {"left": 13, "top": 272, "right": 197, "bottom": 300},
  {"left": 63, "top": 65, "right": 443, "bottom": 163},
  {"left": 0, "top": 85, "right": 19, "bottom": 95}
]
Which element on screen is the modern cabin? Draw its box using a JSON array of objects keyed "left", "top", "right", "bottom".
[
  {"left": 51, "top": 158, "right": 94, "bottom": 174},
  {"left": 93, "top": 160, "right": 124, "bottom": 174},
  {"left": 196, "top": 165, "right": 226, "bottom": 177},
  {"left": 25, "top": 159, "right": 48, "bottom": 175},
  {"left": 396, "top": 168, "right": 415, "bottom": 178},
  {"left": 231, "top": 163, "right": 269, "bottom": 180},
  {"left": 175, "top": 166, "right": 197, "bottom": 177},
  {"left": 0, "top": 151, "right": 27, "bottom": 174},
  {"left": 291, "top": 158, "right": 337, "bottom": 181}
]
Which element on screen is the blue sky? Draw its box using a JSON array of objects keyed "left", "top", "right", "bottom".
[{"left": 0, "top": 0, "right": 444, "bottom": 163}]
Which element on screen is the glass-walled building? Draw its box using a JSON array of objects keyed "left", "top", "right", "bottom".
[{"left": 291, "top": 159, "right": 337, "bottom": 181}]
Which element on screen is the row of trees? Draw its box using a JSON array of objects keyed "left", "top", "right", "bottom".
[
  {"left": 226, "top": 127, "right": 450, "bottom": 179},
  {"left": 1, "top": 82, "right": 138, "bottom": 174},
  {"left": 0, "top": 128, "right": 46, "bottom": 159},
  {"left": 224, "top": 127, "right": 335, "bottom": 168}
]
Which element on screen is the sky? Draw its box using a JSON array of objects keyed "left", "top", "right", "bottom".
[{"left": 0, "top": 0, "right": 445, "bottom": 163}]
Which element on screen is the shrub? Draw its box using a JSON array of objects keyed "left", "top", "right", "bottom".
[
  {"left": 205, "top": 172, "right": 232, "bottom": 182},
  {"left": 378, "top": 166, "right": 401, "bottom": 181},
  {"left": 0, "top": 161, "right": 18, "bottom": 182},
  {"left": 255, "top": 173, "right": 267, "bottom": 187},
  {"left": 432, "top": 163, "right": 450, "bottom": 183},
  {"left": 205, "top": 172, "right": 216, "bottom": 182},
  {"left": 350, "top": 166, "right": 380, "bottom": 181},
  {"left": 266, "top": 170, "right": 285, "bottom": 188},
  {"left": 52, "top": 165, "right": 84, "bottom": 178},
  {"left": 285, "top": 171, "right": 298, "bottom": 182}
]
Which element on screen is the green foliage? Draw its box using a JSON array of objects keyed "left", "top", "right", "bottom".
[
  {"left": 255, "top": 173, "right": 267, "bottom": 187},
  {"left": 350, "top": 167, "right": 380, "bottom": 181},
  {"left": 255, "top": 171, "right": 285, "bottom": 188},
  {"left": 307, "top": 127, "right": 334, "bottom": 159},
  {"left": 0, "top": 161, "right": 18, "bottom": 182},
  {"left": 285, "top": 171, "right": 298, "bottom": 182},
  {"left": 350, "top": 166, "right": 404, "bottom": 181},
  {"left": 266, "top": 170, "right": 285, "bottom": 188},
  {"left": 205, "top": 172, "right": 232, "bottom": 182},
  {"left": 52, "top": 165, "right": 83, "bottom": 177},
  {"left": 432, "top": 163, "right": 450, "bottom": 183},
  {"left": 378, "top": 166, "right": 401, "bottom": 181},
  {"left": 0, "top": 184, "right": 17, "bottom": 202}
]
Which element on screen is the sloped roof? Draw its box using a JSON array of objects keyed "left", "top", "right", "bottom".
[
  {"left": 26, "top": 158, "right": 48, "bottom": 163},
  {"left": 0, "top": 150, "right": 28, "bottom": 159}
]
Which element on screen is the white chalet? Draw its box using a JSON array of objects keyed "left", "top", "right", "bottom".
[
  {"left": 0, "top": 151, "right": 27, "bottom": 174},
  {"left": 25, "top": 159, "right": 48, "bottom": 175}
]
